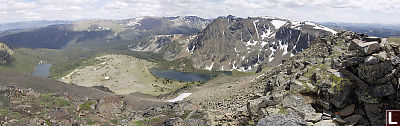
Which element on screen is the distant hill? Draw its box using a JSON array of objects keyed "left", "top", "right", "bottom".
[
  {"left": 0, "top": 20, "right": 71, "bottom": 33},
  {"left": 320, "top": 22, "right": 400, "bottom": 37},
  {"left": 0, "top": 16, "right": 211, "bottom": 49}
]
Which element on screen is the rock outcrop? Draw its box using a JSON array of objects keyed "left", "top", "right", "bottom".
[
  {"left": 0, "top": 42, "right": 13, "bottom": 65},
  {"left": 223, "top": 31, "right": 400, "bottom": 126}
]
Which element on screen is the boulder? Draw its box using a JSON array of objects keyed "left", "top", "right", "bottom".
[
  {"left": 364, "top": 36, "right": 381, "bottom": 42},
  {"left": 343, "top": 114, "right": 362, "bottom": 125},
  {"left": 314, "top": 120, "right": 338, "bottom": 126},
  {"left": 356, "top": 84, "right": 395, "bottom": 103},
  {"left": 342, "top": 57, "right": 364, "bottom": 67},
  {"left": 289, "top": 80, "right": 308, "bottom": 93},
  {"left": 317, "top": 80, "right": 333, "bottom": 110},
  {"left": 338, "top": 104, "right": 355, "bottom": 117},
  {"left": 372, "top": 51, "right": 388, "bottom": 61},
  {"left": 363, "top": 103, "right": 386, "bottom": 126},
  {"left": 339, "top": 68, "right": 367, "bottom": 89},
  {"left": 390, "top": 55, "right": 400, "bottom": 65},
  {"left": 327, "top": 74, "right": 355, "bottom": 109},
  {"left": 364, "top": 56, "right": 380, "bottom": 65},
  {"left": 248, "top": 96, "right": 273, "bottom": 117},
  {"left": 256, "top": 109, "right": 306, "bottom": 126},
  {"left": 357, "top": 61, "right": 393, "bottom": 84},
  {"left": 304, "top": 113, "right": 322, "bottom": 123},
  {"left": 355, "top": 89, "right": 381, "bottom": 103},
  {"left": 162, "top": 117, "right": 185, "bottom": 126},
  {"left": 333, "top": 118, "right": 346, "bottom": 124},
  {"left": 367, "top": 84, "right": 395, "bottom": 97},
  {"left": 349, "top": 39, "right": 380, "bottom": 55},
  {"left": 282, "top": 95, "right": 315, "bottom": 115}
]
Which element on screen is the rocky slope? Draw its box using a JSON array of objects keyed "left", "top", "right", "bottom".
[
  {"left": 144, "top": 31, "right": 400, "bottom": 126},
  {"left": 216, "top": 31, "right": 399, "bottom": 125},
  {"left": 0, "top": 42, "right": 14, "bottom": 65},
  {"left": 188, "top": 16, "right": 337, "bottom": 71}
]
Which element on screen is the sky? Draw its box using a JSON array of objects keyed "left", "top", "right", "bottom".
[{"left": 0, "top": 0, "right": 399, "bottom": 24}]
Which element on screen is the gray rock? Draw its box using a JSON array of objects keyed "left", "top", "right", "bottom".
[
  {"left": 322, "top": 110, "right": 333, "bottom": 117},
  {"left": 367, "top": 83, "right": 395, "bottom": 97},
  {"left": 364, "top": 36, "right": 381, "bottom": 42},
  {"left": 289, "top": 80, "right": 309, "bottom": 94},
  {"left": 357, "top": 61, "right": 393, "bottom": 84},
  {"left": 349, "top": 39, "right": 380, "bottom": 55},
  {"left": 342, "top": 57, "right": 364, "bottom": 67},
  {"left": 317, "top": 81, "right": 333, "bottom": 110},
  {"left": 339, "top": 68, "right": 368, "bottom": 89},
  {"left": 364, "top": 56, "right": 380, "bottom": 65},
  {"left": 322, "top": 115, "right": 331, "bottom": 120},
  {"left": 304, "top": 113, "right": 322, "bottom": 123},
  {"left": 314, "top": 120, "right": 338, "bottom": 126},
  {"left": 333, "top": 118, "right": 346, "bottom": 124},
  {"left": 390, "top": 55, "right": 400, "bottom": 65},
  {"left": 258, "top": 96, "right": 278, "bottom": 108},
  {"left": 339, "top": 104, "right": 355, "bottom": 117},
  {"left": 343, "top": 114, "right": 362, "bottom": 125},
  {"left": 355, "top": 89, "right": 381, "bottom": 103},
  {"left": 372, "top": 51, "right": 388, "bottom": 61},
  {"left": 256, "top": 109, "right": 306, "bottom": 126},
  {"left": 363, "top": 103, "right": 385, "bottom": 126},
  {"left": 282, "top": 95, "right": 315, "bottom": 115},
  {"left": 162, "top": 117, "right": 185, "bottom": 126}
]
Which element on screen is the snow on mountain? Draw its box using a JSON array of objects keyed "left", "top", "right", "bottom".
[
  {"left": 271, "top": 20, "right": 288, "bottom": 29},
  {"left": 127, "top": 17, "right": 144, "bottom": 26},
  {"left": 187, "top": 16, "right": 339, "bottom": 72}
]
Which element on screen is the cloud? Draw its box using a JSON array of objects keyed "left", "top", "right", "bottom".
[{"left": 0, "top": 0, "right": 399, "bottom": 24}]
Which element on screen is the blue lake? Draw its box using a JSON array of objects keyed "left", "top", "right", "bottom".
[
  {"left": 150, "top": 69, "right": 231, "bottom": 82},
  {"left": 31, "top": 64, "right": 51, "bottom": 78}
]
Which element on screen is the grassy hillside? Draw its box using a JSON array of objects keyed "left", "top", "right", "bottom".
[{"left": 388, "top": 36, "right": 400, "bottom": 44}]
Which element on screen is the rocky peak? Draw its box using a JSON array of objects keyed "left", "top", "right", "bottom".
[{"left": 188, "top": 16, "right": 337, "bottom": 71}]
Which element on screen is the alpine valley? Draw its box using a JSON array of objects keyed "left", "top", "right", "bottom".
[{"left": 0, "top": 15, "right": 399, "bottom": 126}]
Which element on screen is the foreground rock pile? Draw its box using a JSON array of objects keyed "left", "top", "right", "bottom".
[
  {"left": 0, "top": 84, "right": 208, "bottom": 125},
  {"left": 228, "top": 31, "right": 400, "bottom": 126}
]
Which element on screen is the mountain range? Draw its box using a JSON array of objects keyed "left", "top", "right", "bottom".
[{"left": 0, "top": 15, "right": 400, "bottom": 126}]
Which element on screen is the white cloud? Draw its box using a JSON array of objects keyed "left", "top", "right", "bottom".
[{"left": 0, "top": 0, "right": 399, "bottom": 24}]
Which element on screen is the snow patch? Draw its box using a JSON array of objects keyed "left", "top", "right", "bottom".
[
  {"left": 205, "top": 62, "right": 214, "bottom": 71},
  {"left": 127, "top": 17, "right": 144, "bottom": 26},
  {"left": 305, "top": 22, "right": 337, "bottom": 34},
  {"left": 253, "top": 20, "right": 260, "bottom": 39},
  {"left": 167, "top": 93, "right": 192, "bottom": 102},
  {"left": 271, "top": 20, "right": 287, "bottom": 29},
  {"left": 279, "top": 41, "right": 289, "bottom": 56},
  {"left": 261, "top": 27, "right": 274, "bottom": 39},
  {"left": 260, "top": 41, "right": 268, "bottom": 47},
  {"left": 234, "top": 47, "right": 239, "bottom": 53}
]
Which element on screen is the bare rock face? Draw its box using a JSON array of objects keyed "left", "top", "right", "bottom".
[
  {"left": 282, "top": 95, "right": 315, "bottom": 115},
  {"left": 0, "top": 42, "right": 14, "bottom": 65},
  {"left": 256, "top": 109, "right": 306, "bottom": 126},
  {"left": 339, "top": 104, "right": 355, "bottom": 117}
]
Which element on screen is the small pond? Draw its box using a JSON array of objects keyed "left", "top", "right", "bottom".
[
  {"left": 150, "top": 69, "right": 231, "bottom": 82},
  {"left": 31, "top": 64, "right": 51, "bottom": 78}
]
